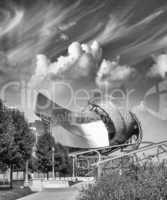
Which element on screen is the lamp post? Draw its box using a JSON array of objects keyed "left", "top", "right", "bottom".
[
  {"left": 24, "top": 160, "right": 29, "bottom": 186},
  {"left": 52, "top": 146, "right": 55, "bottom": 179},
  {"left": 31, "top": 127, "right": 37, "bottom": 144},
  {"left": 72, "top": 156, "right": 76, "bottom": 178}
]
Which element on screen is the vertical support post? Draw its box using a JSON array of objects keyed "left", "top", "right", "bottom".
[
  {"left": 24, "top": 160, "right": 29, "bottom": 186},
  {"left": 35, "top": 129, "right": 38, "bottom": 145},
  {"left": 97, "top": 165, "right": 101, "bottom": 178},
  {"left": 72, "top": 156, "right": 75, "bottom": 178},
  {"left": 96, "top": 151, "right": 102, "bottom": 178},
  {"left": 52, "top": 147, "right": 55, "bottom": 179},
  {"left": 157, "top": 146, "right": 160, "bottom": 164}
]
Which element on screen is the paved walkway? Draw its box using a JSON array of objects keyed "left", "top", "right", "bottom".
[{"left": 18, "top": 188, "right": 80, "bottom": 200}]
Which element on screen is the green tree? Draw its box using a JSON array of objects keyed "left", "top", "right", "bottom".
[
  {"left": 0, "top": 102, "right": 17, "bottom": 188},
  {"left": 36, "top": 133, "right": 55, "bottom": 178},
  {"left": 0, "top": 162, "right": 8, "bottom": 173},
  {"left": 0, "top": 103, "right": 35, "bottom": 188},
  {"left": 10, "top": 110, "right": 35, "bottom": 184},
  {"left": 36, "top": 133, "right": 71, "bottom": 178},
  {"left": 54, "top": 143, "right": 72, "bottom": 176},
  {"left": 11, "top": 110, "right": 35, "bottom": 163}
]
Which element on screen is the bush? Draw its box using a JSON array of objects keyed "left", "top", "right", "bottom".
[{"left": 79, "top": 161, "right": 167, "bottom": 200}]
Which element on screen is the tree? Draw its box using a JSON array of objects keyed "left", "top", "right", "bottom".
[
  {"left": 11, "top": 110, "right": 35, "bottom": 163},
  {"left": 36, "top": 133, "right": 71, "bottom": 178},
  {"left": 36, "top": 133, "right": 54, "bottom": 178},
  {"left": 0, "top": 103, "right": 35, "bottom": 188},
  {"left": 10, "top": 110, "right": 35, "bottom": 184},
  {"left": 0, "top": 102, "right": 17, "bottom": 188},
  {"left": 54, "top": 143, "right": 72, "bottom": 176},
  {"left": 0, "top": 162, "right": 8, "bottom": 173}
]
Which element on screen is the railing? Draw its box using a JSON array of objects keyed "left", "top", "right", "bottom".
[{"left": 92, "top": 140, "right": 167, "bottom": 166}]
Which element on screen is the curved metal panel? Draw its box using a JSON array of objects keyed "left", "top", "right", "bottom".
[{"left": 35, "top": 93, "right": 142, "bottom": 148}]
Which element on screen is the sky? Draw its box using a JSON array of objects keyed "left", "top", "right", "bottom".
[{"left": 0, "top": 0, "right": 167, "bottom": 142}]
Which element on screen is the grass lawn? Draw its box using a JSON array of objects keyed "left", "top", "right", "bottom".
[{"left": 0, "top": 180, "right": 34, "bottom": 200}]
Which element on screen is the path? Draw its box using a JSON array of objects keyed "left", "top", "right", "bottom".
[{"left": 18, "top": 188, "right": 80, "bottom": 200}]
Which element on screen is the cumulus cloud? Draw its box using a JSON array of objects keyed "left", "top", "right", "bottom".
[
  {"left": 147, "top": 53, "right": 167, "bottom": 79},
  {"left": 96, "top": 58, "right": 136, "bottom": 88},
  {"left": 30, "top": 40, "right": 137, "bottom": 91},
  {"left": 31, "top": 40, "right": 102, "bottom": 86},
  {"left": 35, "top": 54, "right": 49, "bottom": 76}
]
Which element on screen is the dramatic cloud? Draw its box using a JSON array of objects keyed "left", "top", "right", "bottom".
[
  {"left": 96, "top": 58, "right": 136, "bottom": 89},
  {"left": 147, "top": 53, "right": 167, "bottom": 79},
  {"left": 31, "top": 41, "right": 102, "bottom": 86},
  {"left": 1, "top": 0, "right": 167, "bottom": 124},
  {"left": 30, "top": 40, "right": 136, "bottom": 91}
]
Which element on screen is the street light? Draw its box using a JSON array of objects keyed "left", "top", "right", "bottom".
[
  {"left": 72, "top": 156, "right": 76, "bottom": 178},
  {"left": 30, "top": 127, "right": 37, "bottom": 144},
  {"left": 52, "top": 146, "right": 55, "bottom": 179}
]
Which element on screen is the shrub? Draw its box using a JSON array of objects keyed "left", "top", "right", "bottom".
[{"left": 79, "top": 161, "right": 167, "bottom": 200}]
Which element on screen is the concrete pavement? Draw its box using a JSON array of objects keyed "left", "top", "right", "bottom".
[{"left": 18, "top": 188, "right": 80, "bottom": 200}]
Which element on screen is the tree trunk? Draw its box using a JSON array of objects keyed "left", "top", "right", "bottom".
[{"left": 10, "top": 164, "right": 13, "bottom": 189}]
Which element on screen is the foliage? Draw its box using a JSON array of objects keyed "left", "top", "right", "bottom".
[
  {"left": 0, "top": 102, "right": 17, "bottom": 166},
  {"left": 0, "top": 161, "right": 8, "bottom": 172},
  {"left": 54, "top": 143, "right": 72, "bottom": 175},
  {"left": 0, "top": 101, "right": 35, "bottom": 187},
  {"left": 10, "top": 110, "right": 35, "bottom": 165},
  {"left": 28, "top": 156, "right": 38, "bottom": 172},
  {"left": 36, "top": 133, "right": 72, "bottom": 176},
  {"left": 0, "top": 107, "right": 35, "bottom": 168},
  {"left": 35, "top": 133, "right": 55, "bottom": 174},
  {"left": 79, "top": 161, "right": 167, "bottom": 200}
]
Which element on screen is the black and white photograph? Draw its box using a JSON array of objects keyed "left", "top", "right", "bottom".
[{"left": 0, "top": 0, "right": 167, "bottom": 199}]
